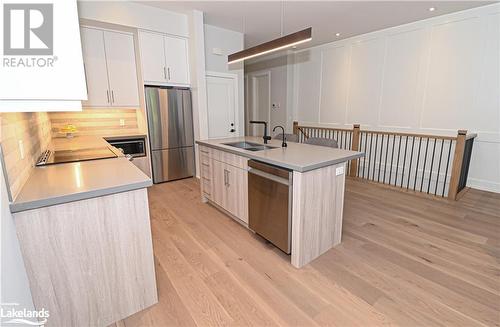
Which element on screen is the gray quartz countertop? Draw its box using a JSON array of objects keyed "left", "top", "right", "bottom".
[
  {"left": 10, "top": 136, "right": 152, "bottom": 213},
  {"left": 196, "top": 136, "right": 364, "bottom": 172}
]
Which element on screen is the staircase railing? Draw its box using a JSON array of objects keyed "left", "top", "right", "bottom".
[{"left": 293, "top": 121, "right": 476, "bottom": 200}]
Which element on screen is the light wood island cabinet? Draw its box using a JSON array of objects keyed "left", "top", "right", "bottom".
[{"left": 199, "top": 145, "right": 248, "bottom": 225}]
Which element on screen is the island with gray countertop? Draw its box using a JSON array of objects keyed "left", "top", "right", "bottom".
[
  {"left": 196, "top": 136, "right": 364, "bottom": 268},
  {"left": 10, "top": 136, "right": 157, "bottom": 327}
]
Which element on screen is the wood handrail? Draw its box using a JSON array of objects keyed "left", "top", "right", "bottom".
[{"left": 293, "top": 121, "right": 477, "bottom": 200}]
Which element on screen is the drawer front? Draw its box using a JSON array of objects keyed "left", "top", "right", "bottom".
[
  {"left": 211, "top": 148, "right": 247, "bottom": 169},
  {"left": 201, "top": 161, "right": 211, "bottom": 179},
  {"left": 202, "top": 177, "right": 212, "bottom": 198},
  {"left": 200, "top": 153, "right": 211, "bottom": 165},
  {"left": 199, "top": 145, "right": 211, "bottom": 157}
]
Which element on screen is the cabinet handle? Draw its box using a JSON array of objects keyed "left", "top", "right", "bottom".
[
  {"left": 111, "top": 90, "right": 115, "bottom": 104},
  {"left": 167, "top": 67, "right": 171, "bottom": 81},
  {"left": 224, "top": 169, "right": 230, "bottom": 187},
  {"left": 106, "top": 90, "right": 110, "bottom": 104}
]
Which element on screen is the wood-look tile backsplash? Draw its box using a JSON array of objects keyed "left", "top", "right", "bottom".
[
  {"left": 49, "top": 109, "right": 140, "bottom": 137},
  {"left": 0, "top": 112, "right": 52, "bottom": 200}
]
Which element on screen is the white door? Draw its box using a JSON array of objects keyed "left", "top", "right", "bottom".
[
  {"left": 251, "top": 73, "right": 271, "bottom": 136},
  {"left": 80, "top": 27, "right": 110, "bottom": 107},
  {"left": 138, "top": 31, "right": 166, "bottom": 84},
  {"left": 104, "top": 31, "right": 140, "bottom": 107},
  {"left": 206, "top": 75, "right": 237, "bottom": 139},
  {"left": 165, "top": 36, "right": 190, "bottom": 85}
]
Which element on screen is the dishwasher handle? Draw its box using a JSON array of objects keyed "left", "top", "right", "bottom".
[{"left": 248, "top": 167, "right": 290, "bottom": 186}]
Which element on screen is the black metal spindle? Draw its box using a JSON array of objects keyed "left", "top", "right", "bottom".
[
  {"left": 434, "top": 139, "right": 445, "bottom": 195},
  {"left": 406, "top": 136, "right": 415, "bottom": 189},
  {"left": 442, "top": 140, "right": 453, "bottom": 197},
  {"left": 420, "top": 138, "right": 430, "bottom": 192},
  {"left": 357, "top": 132, "right": 364, "bottom": 177},
  {"left": 394, "top": 135, "right": 402, "bottom": 186},
  {"left": 414, "top": 137, "right": 422, "bottom": 190},
  {"left": 367, "top": 133, "right": 374, "bottom": 180},
  {"left": 400, "top": 136, "right": 409, "bottom": 187},
  {"left": 427, "top": 138, "right": 437, "bottom": 194},
  {"left": 389, "top": 135, "right": 395, "bottom": 184},
  {"left": 383, "top": 134, "right": 389, "bottom": 183},
  {"left": 377, "top": 134, "right": 384, "bottom": 182},
  {"left": 372, "top": 134, "right": 378, "bottom": 180}
]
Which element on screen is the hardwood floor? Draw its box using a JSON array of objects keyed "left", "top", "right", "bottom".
[{"left": 116, "top": 178, "right": 500, "bottom": 327}]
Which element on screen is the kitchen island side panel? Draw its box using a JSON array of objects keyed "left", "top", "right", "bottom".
[
  {"left": 291, "top": 163, "right": 346, "bottom": 268},
  {"left": 13, "top": 188, "right": 157, "bottom": 327}
]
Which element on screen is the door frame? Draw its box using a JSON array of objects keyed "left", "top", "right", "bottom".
[
  {"left": 247, "top": 70, "right": 271, "bottom": 135},
  {"left": 205, "top": 71, "right": 240, "bottom": 138}
]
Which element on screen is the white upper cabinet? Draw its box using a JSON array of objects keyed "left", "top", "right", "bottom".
[
  {"left": 138, "top": 30, "right": 190, "bottom": 86},
  {"left": 138, "top": 31, "right": 166, "bottom": 84},
  {"left": 103, "top": 31, "right": 140, "bottom": 107},
  {"left": 81, "top": 27, "right": 140, "bottom": 108},
  {"left": 165, "top": 36, "right": 190, "bottom": 85},
  {"left": 81, "top": 28, "right": 110, "bottom": 107}
]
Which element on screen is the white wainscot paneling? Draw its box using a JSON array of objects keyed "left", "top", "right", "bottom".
[
  {"left": 468, "top": 141, "right": 500, "bottom": 192},
  {"left": 475, "top": 13, "right": 500, "bottom": 134},
  {"left": 319, "top": 46, "right": 351, "bottom": 125},
  {"left": 346, "top": 38, "right": 385, "bottom": 126},
  {"left": 421, "top": 16, "right": 484, "bottom": 131},
  {"left": 296, "top": 50, "right": 321, "bottom": 122},
  {"left": 379, "top": 28, "right": 426, "bottom": 129}
]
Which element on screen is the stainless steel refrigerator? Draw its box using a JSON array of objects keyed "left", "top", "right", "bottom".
[{"left": 145, "top": 86, "right": 195, "bottom": 184}]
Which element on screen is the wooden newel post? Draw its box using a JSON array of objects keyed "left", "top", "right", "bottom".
[
  {"left": 349, "top": 124, "right": 361, "bottom": 177},
  {"left": 448, "top": 129, "right": 468, "bottom": 200},
  {"left": 293, "top": 121, "right": 299, "bottom": 135}
]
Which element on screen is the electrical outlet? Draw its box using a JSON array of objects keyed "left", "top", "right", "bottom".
[
  {"left": 272, "top": 103, "right": 280, "bottom": 109},
  {"left": 18, "top": 140, "right": 25, "bottom": 160},
  {"left": 119, "top": 119, "right": 125, "bottom": 126},
  {"left": 336, "top": 166, "right": 344, "bottom": 176}
]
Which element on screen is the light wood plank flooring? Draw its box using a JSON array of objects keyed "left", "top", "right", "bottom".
[{"left": 116, "top": 178, "right": 500, "bottom": 326}]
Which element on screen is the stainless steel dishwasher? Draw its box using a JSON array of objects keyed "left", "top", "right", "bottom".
[{"left": 248, "top": 160, "right": 293, "bottom": 254}]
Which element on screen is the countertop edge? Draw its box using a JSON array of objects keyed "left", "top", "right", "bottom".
[
  {"left": 196, "top": 140, "right": 364, "bottom": 172},
  {"left": 10, "top": 179, "right": 152, "bottom": 214}
]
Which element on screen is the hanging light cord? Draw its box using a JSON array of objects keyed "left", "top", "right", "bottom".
[{"left": 280, "top": 1, "right": 284, "bottom": 37}]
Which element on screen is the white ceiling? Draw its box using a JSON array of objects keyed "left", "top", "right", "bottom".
[{"left": 140, "top": 1, "right": 495, "bottom": 48}]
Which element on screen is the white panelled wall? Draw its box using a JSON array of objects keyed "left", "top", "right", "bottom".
[{"left": 291, "top": 4, "right": 500, "bottom": 193}]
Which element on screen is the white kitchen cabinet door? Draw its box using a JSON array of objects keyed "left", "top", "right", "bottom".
[
  {"left": 104, "top": 31, "right": 140, "bottom": 107},
  {"left": 225, "top": 164, "right": 248, "bottom": 224},
  {"left": 211, "top": 160, "right": 226, "bottom": 208},
  {"left": 80, "top": 27, "right": 110, "bottom": 107},
  {"left": 138, "top": 31, "right": 167, "bottom": 84},
  {"left": 165, "top": 36, "right": 190, "bottom": 85}
]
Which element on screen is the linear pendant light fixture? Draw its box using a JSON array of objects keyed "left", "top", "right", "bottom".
[{"left": 228, "top": 27, "right": 312, "bottom": 64}]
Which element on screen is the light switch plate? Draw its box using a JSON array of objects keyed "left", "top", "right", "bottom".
[
  {"left": 336, "top": 166, "right": 344, "bottom": 176},
  {"left": 212, "top": 47, "right": 223, "bottom": 55}
]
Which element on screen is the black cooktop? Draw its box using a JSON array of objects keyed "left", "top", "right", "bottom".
[{"left": 36, "top": 147, "right": 117, "bottom": 166}]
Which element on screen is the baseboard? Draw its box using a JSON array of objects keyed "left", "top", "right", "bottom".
[{"left": 467, "top": 178, "right": 500, "bottom": 194}]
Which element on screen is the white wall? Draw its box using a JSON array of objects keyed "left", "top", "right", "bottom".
[
  {"left": 245, "top": 54, "right": 290, "bottom": 135},
  {"left": 204, "top": 24, "right": 245, "bottom": 136},
  {"left": 0, "top": 158, "right": 36, "bottom": 325},
  {"left": 291, "top": 4, "right": 500, "bottom": 193}
]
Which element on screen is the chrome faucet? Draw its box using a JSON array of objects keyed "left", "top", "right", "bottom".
[
  {"left": 250, "top": 121, "right": 272, "bottom": 144},
  {"left": 273, "top": 125, "right": 287, "bottom": 147}
]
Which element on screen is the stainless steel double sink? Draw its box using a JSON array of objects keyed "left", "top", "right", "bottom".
[{"left": 223, "top": 141, "right": 275, "bottom": 152}]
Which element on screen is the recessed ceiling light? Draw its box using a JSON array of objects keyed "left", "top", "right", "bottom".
[
  {"left": 335, "top": 33, "right": 341, "bottom": 37},
  {"left": 429, "top": 7, "right": 436, "bottom": 12}
]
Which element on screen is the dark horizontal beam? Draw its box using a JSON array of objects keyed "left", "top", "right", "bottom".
[{"left": 228, "top": 27, "right": 312, "bottom": 64}]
